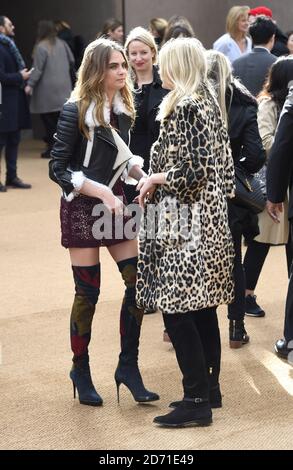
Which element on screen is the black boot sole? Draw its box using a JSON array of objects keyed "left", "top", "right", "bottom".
[
  {"left": 153, "top": 417, "right": 212, "bottom": 428},
  {"left": 79, "top": 399, "right": 103, "bottom": 406}
]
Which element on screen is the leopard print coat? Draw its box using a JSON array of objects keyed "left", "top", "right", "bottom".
[{"left": 136, "top": 90, "right": 235, "bottom": 314}]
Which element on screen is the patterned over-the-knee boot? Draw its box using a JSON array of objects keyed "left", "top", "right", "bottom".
[
  {"left": 69, "top": 264, "right": 103, "bottom": 406},
  {"left": 114, "top": 256, "right": 159, "bottom": 403}
]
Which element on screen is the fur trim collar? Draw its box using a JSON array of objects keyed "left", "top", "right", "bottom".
[{"left": 85, "top": 92, "right": 131, "bottom": 128}]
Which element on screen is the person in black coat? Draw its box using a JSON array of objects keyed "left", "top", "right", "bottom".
[
  {"left": 0, "top": 15, "right": 31, "bottom": 191},
  {"left": 266, "top": 85, "right": 293, "bottom": 361},
  {"left": 248, "top": 7, "right": 289, "bottom": 57},
  {"left": 124, "top": 27, "right": 168, "bottom": 204},
  {"left": 207, "top": 50, "right": 266, "bottom": 348}
]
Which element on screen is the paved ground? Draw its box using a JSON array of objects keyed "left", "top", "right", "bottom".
[{"left": 0, "top": 140, "right": 292, "bottom": 450}]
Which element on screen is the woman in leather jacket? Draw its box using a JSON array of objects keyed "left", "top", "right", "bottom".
[
  {"left": 49, "top": 38, "right": 159, "bottom": 407},
  {"left": 206, "top": 50, "right": 266, "bottom": 348}
]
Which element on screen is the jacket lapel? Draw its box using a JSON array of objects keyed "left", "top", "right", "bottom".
[{"left": 117, "top": 113, "right": 132, "bottom": 144}]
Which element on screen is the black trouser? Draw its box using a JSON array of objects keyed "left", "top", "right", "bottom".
[
  {"left": 163, "top": 310, "right": 209, "bottom": 400},
  {"left": 244, "top": 234, "right": 293, "bottom": 291},
  {"left": 244, "top": 240, "right": 270, "bottom": 291},
  {"left": 0, "top": 130, "right": 21, "bottom": 181},
  {"left": 284, "top": 224, "right": 293, "bottom": 341},
  {"left": 40, "top": 112, "right": 60, "bottom": 151},
  {"left": 286, "top": 229, "right": 293, "bottom": 276},
  {"left": 228, "top": 227, "right": 245, "bottom": 321},
  {"left": 192, "top": 307, "right": 221, "bottom": 389}
]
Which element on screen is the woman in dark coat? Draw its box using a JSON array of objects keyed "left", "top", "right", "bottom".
[
  {"left": 207, "top": 50, "right": 266, "bottom": 348},
  {"left": 124, "top": 26, "right": 168, "bottom": 204}
]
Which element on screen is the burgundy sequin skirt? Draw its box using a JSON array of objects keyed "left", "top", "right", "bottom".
[{"left": 60, "top": 179, "right": 138, "bottom": 248}]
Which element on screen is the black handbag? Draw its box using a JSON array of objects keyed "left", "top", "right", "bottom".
[{"left": 233, "top": 165, "right": 266, "bottom": 214}]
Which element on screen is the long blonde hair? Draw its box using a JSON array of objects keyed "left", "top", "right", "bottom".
[
  {"left": 206, "top": 49, "right": 232, "bottom": 126},
  {"left": 70, "top": 38, "right": 135, "bottom": 138},
  {"left": 158, "top": 37, "right": 207, "bottom": 120},
  {"left": 226, "top": 5, "right": 250, "bottom": 39}
]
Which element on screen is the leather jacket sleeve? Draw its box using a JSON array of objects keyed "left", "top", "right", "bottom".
[
  {"left": 238, "top": 105, "right": 266, "bottom": 174},
  {"left": 49, "top": 101, "right": 81, "bottom": 196}
]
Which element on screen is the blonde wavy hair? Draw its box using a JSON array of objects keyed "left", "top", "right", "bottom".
[
  {"left": 70, "top": 38, "right": 135, "bottom": 138},
  {"left": 206, "top": 49, "right": 232, "bottom": 126},
  {"left": 157, "top": 37, "right": 208, "bottom": 120},
  {"left": 226, "top": 5, "right": 250, "bottom": 39}
]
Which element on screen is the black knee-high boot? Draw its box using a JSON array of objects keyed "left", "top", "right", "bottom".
[
  {"left": 168, "top": 308, "right": 222, "bottom": 409},
  {"left": 69, "top": 264, "right": 103, "bottom": 406},
  {"left": 153, "top": 312, "right": 212, "bottom": 427},
  {"left": 192, "top": 308, "right": 222, "bottom": 407},
  {"left": 114, "top": 256, "right": 159, "bottom": 403}
]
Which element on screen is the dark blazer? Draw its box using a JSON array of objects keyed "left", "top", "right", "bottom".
[
  {"left": 130, "top": 66, "right": 168, "bottom": 170},
  {"left": 228, "top": 84, "right": 266, "bottom": 172},
  {"left": 271, "top": 26, "right": 289, "bottom": 57},
  {"left": 49, "top": 101, "right": 132, "bottom": 197},
  {"left": 0, "top": 42, "right": 30, "bottom": 133},
  {"left": 267, "top": 87, "right": 293, "bottom": 219},
  {"left": 232, "top": 47, "right": 277, "bottom": 97},
  {"left": 228, "top": 84, "right": 266, "bottom": 238}
]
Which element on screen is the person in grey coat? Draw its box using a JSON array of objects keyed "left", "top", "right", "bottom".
[
  {"left": 233, "top": 17, "right": 277, "bottom": 96},
  {"left": 25, "top": 20, "right": 74, "bottom": 157}
]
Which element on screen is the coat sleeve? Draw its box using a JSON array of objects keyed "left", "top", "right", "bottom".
[
  {"left": 0, "top": 52, "right": 23, "bottom": 86},
  {"left": 219, "top": 125, "right": 235, "bottom": 198},
  {"left": 257, "top": 99, "right": 278, "bottom": 157},
  {"left": 27, "top": 45, "right": 48, "bottom": 88},
  {"left": 240, "top": 105, "right": 266, "bottom": 173},
  {"left": 49, "top": 101, "right": 81, "bottom": 197},
  {"left": 165, "top": 102, "right": 213, "bottom": 202},
  {"left": 267, "top": 104, "right": 293, "bottom": 203},
  {"left": 63, "top": 41, "right": 75, "bottom": 66}
]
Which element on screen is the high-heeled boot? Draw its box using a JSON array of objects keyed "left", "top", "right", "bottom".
[
  {"left": 69, "top": 264, "right": 103, "bottom": 406},
  {"left": 229, "top": 319, "right": 250, "bottom": 349},
  {"left": 114, "top": 257, "right": 159, "bottom": 403},
  {"left": 70, "top": 357, "right": 103, "bottom": 406}
]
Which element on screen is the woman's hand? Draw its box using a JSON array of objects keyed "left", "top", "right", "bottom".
[
  {"left": 102, "top": 190, "right": 125, "bottom": 216},
  {"left": 137, "top": 176, "right": 157, "bottom": 209},
  {"left": 25, "top": 85, "right": 33, "bottom": 95}
]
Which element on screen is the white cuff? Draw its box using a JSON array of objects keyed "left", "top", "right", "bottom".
[
  {"left": 63, "top": 171, "right": 86, "bottom": 201},
  {"left": 63, "top": 171, "right": 112, "bottom": 201},
  {"left": 122, "top": 155, "right": 144, "bottom": 185},
  {"left": 71, "top": 171, "right": 86, "bottom": 191}
]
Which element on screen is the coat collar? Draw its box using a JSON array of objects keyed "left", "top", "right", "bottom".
[
  {"left": 85, "top": 91, "right": 131, "bottom": 128},
  {"left": 147, "top": 67, "right": 169, "bottom": 115}
]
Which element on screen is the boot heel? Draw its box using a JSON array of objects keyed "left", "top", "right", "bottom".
[
  {"left": 114, "top": 364, "right": 159, "bottom": 403},
  {"left": 229, "top": 320, "right": 250, "bottom": 349},
  {"left": 115, "top": 379, "right": 121, "bottom": 404},
  {"left": 229, "top": 340, "right": 243, "bottom": 349},
  {"left": 69, "top": 363, "right": 103, "bottom": 406}
]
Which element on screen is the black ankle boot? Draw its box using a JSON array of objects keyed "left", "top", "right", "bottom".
[
  {"left": 70, "top": 361, "right": 103, "bottom": 406},
  {"left": 169, "top": 384, "right": 222, "bottom": 410},
  {"left": 115, "top": 363, "right": 159, "bottom": 403},
  {"left": 154, "top": 399, "right": 212, "bottom": 428},
  {"left": 229, "top": 320, "right": 250, "bottom": 349}
]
